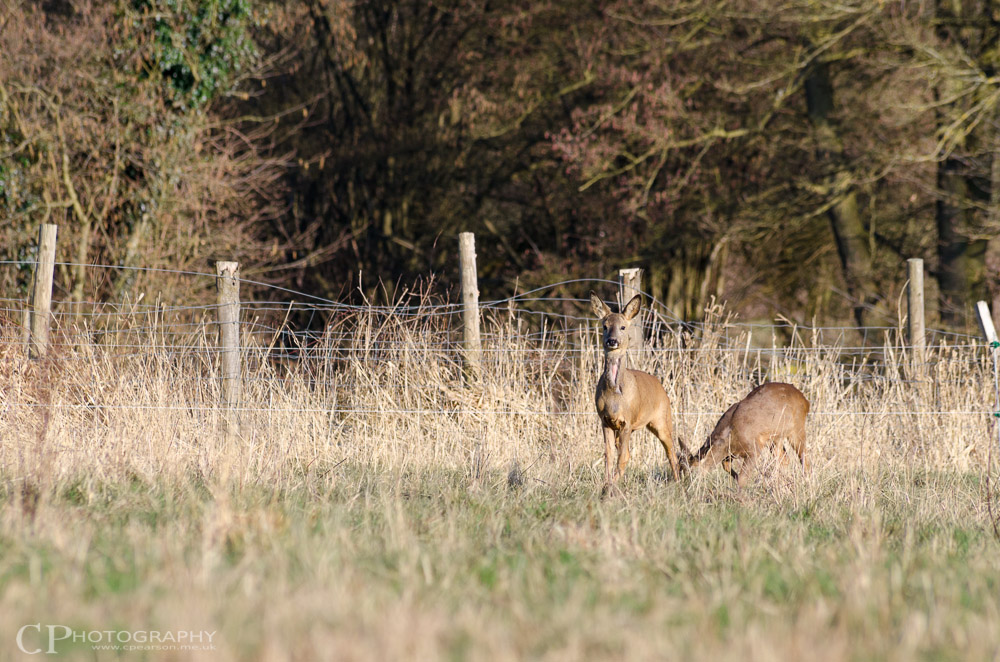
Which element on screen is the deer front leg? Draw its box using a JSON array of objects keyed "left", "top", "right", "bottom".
[
  {"left": 615, "top": 428, "right": 631, "bottom": 481},
  {"left": 603, "top": 426, "right": 617, "bottom": 488},
  {"left": 737, "top": 454, "right": 760, "bottom": 489},
  {"left": 774, "top": 442, "right": 790, "bottom": 467}
]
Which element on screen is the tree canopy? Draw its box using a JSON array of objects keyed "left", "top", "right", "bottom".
[{"left": 4, "top": 0, "right": 1000, "bottom": 330}]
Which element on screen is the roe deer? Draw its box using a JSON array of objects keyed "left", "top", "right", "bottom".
[
  {"left": 590, "top": 292, "right": 688, "bottom": 495},
  {"left": 687, "top": 382, "right": 809, "bottom": 486}
]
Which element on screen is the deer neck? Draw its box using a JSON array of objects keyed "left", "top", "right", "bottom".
[{"left": 601, "top": 351, "right": 627, "bottom": 395}]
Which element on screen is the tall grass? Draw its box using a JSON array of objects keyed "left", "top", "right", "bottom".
[{"left": 1, "top": 296, "right": 998, "bottom": 660}]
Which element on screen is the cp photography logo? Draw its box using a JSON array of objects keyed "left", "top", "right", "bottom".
[{"left": 16, "top": 624, "right": 218, "bottom": 655}]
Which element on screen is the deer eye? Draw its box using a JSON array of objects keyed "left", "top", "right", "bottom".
[{"left": 620, "top": 325, "right": 625, "bottom": 331}]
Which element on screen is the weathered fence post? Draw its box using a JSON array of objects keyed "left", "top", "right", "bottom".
[
  {"left": 28, "top": 223, "right": 58, "bottom": 359},
  {"left": 907, "top": 258, "right": 925, "bottom": 368},
  {"left": 618, "top": 267, "right": 645, "bottom": 362},
  {"left": 458, "top": 232, "right": 486, "bottom": 485},
  {"left": 216, "top": 261, "right": 241, "bottom": 410},
  {"left": 459, "top": 232, "right": 481, "bottom": 381}
]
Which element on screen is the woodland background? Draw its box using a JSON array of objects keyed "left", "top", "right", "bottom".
[{"left": 4, "top": 0, "right": 1000, "bottom": 331}]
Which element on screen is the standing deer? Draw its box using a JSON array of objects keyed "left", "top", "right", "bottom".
[
  {"left": 590, "top": 292, "right": 687, "bottom": 495},
  {"left": 687, "top": 382, "right": 809, "bottom": 486}
]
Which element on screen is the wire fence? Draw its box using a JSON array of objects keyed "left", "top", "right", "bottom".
[{"left": 1, "top": 261, "right": 996, "bottom": 423}]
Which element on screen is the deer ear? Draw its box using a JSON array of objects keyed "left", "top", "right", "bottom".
[
  {"left": 590, "top": 291, "right": 611, "bottom": 319},
  {"left": 623, "top": 294, "right": 642, "bottom": 320}
]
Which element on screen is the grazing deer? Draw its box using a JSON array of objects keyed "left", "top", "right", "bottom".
[
  {"left": 687, "top": 382, "right": 809, "bottom": 486},
  {"left": 590, "top": 292, "right": 687, "bottom": 495}
]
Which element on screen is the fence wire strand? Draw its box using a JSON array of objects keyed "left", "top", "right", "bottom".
[{"left": 2, "top": 261, "right": 995, "bottom": 425}]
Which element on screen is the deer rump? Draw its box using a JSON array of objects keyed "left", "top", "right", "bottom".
[{"left": 689, "top": 382, "right": 809, "bottom": 485}]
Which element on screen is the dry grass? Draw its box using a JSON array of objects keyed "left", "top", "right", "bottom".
[{"left": 1, "top": 298, "right": 999, "bottom": 660}]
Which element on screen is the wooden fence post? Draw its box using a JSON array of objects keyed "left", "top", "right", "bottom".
[
  {"left": 907, "top": 258, "right": 925, "bottom": 367},
  {"left": 459, "top": 232, "right": 481, "bottom": 380},
  {"left": 618, "top": 267, "right": 645, "bottom": 362},
  {"left": 216, "top": 261, "right": 241, "bottom": 409},
  {"left": 28, "top": 223, "right": 58, "bottom": 359}
]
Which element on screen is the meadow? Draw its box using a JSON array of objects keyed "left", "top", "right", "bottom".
[{"left": 2, "top": 294, "right": 999, "bottom": 660}]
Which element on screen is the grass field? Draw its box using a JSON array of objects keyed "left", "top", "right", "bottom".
[{"left": 2, "top": 302, "right": 1000, "bottom": 660}]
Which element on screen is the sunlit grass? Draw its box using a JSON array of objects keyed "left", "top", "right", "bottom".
[
  {"left": 1, "top": 301, "right": 999, "bottom": 659},
  {"left": 1, "top": 466, "right": 997, "bottom": 660}
]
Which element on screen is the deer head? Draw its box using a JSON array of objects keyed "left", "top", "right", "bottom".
[{"left": 590, "top": 291, "right": 642, "bottom": 355}]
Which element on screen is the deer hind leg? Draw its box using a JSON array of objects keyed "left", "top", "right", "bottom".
[
  {"left": 648, "top": 415, "right": 680, "bottom": 480},
  {"left": 793, "top": 421, "right": 809, "bottom": 474}
]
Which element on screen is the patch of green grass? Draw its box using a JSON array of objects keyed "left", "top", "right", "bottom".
[{"left": 1, "top": 466, "right": 999, "bottom": 660}]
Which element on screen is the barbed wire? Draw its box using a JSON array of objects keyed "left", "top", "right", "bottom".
[
  {"left": 3, "top": 262, "right": 995, "bottom": 399},
  {"left": 5, "top": 402, "right": 992, "bottom": 417},
  {"left": 7, "top": 259, "right": 980, "bottom": 337}
]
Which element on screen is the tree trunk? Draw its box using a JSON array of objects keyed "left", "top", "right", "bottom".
[
  {"left": 657, "top": 241, "right": 720, "bottom": 321},
  {"left": 71, "top": 217, "right": 91, "bottom": 320},
  {"left": 931, "top": 0, "right": 994, "bottom": 327},
  {"left": 937, "top": 156, "right": 987, "bottom": 326},
  {"left": 804, "top": 60, "right": 884, "bottom": 328}
]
